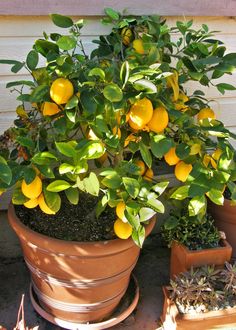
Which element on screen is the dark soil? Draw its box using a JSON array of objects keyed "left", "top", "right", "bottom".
[{"left": 15, "top": 193, "right": 116, "bottom": 242}]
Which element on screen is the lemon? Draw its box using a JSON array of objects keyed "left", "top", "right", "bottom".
[
  {"left": 133, "top": 39, "right": 145, "bottom": 54},
  {"left": 144, "top": 168, "right": 154, "bottom": 181},
  {"left": 42, "top": 102, "right": 60, "bottom": 116},
  {"left": 175, "top": 161, "right": 192, "bottom": 182},
  {"left": 50, "top": 78, "right": 74, "bottom": 105},
  {"left": 24, "top": 198, "right": 39, "bottom": 209},
  {"left": 147, "top": 106, "right": 169, "bottom": 133},
  {"left": 128, "top": 98, "right": 153, "bottom": 130},
  {"left": 21, "top": 176, "right": 42, "bottom": 199},
  {"left": 38, "top": 193, "right": 55, "bottom": 215},
  {"left": 116, "top": 202, "right": 127, "bottom": 222},
  {"left": 197, "top": 108, "right": 216, "bottom": 121},
  {"left": 114, "top": 218, "right": 132, "bottom": 239},
  {"left": 121, "top": 27, "right": 133, "bottom": 46},
  {"left": 164, "top": 147, "right": 180, "bottom": 166},
  {"left": 135, "top": 160, "right": 146, "bottom": 175}
]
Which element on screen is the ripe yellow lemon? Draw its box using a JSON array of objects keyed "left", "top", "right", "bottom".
[
  {"left": 21, "top": 176, "right": 42, "bottom": 199},
  {"left": 164, "top": 147, "right": 180, "bottom": 166},
  {"left": 135, "top": 160, "right": 146, "bottom": 175},
  {"left": 174, "top": 161, "right": 192, "bottom": 182},
  {"left": 23, "top": 198, "right": 39, "bottom": 209},
  {"left": 38, "top": 193, "right": 56, "bottom": 215},
  {"left": 128, "top": 98, "right": 153, "bottom": 130},
  {"left": 147, "top": 106, "right": 169, "bottom": 133},
  {"left": 133, "top": 39, "right": 145, "bottom": 54},
  {"left": 121, "top": 27, "right": 133, "bottom": 46},
  {"left": 114, "top": 218, "right": 132, "bottom": 239},
  {"left": 50, "top": 78, "right": 74, "bottom": 105},
  {"left": 116, "top": 201, "right": 127, "bottom": 221},
  {"left": 42, "top": 102, "right": 60, "bottom": 116},
  {"left": 197, "top": 108, "right": 216, "bottom": 121},
  {"left": 144, "top": 168, "right": 154, "bottom": 181}
]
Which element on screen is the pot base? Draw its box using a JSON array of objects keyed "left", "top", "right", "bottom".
[{"left": 30, "top": 274, "right": 139, "bottom": 330}]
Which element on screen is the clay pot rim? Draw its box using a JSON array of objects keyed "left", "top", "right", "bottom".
[
  {"left": 171, "top": 239, "right": 231, "bottom": 254},
  {"left": 8, "top": 203, "right": 156, "bottom": 256}
]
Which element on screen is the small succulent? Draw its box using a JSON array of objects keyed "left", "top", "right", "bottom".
[{"left": 169, "top": 263, "right": 236, "bottom": 314}]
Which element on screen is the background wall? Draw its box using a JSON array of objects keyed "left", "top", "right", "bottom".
[{"left": 0, "top": 3, "right": 235, "bottom": 208}]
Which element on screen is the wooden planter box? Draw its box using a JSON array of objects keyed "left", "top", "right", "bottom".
[
  {"left": 161, "top": 286, "right": 236, "bottom": 330},
  {"left": 170, "top": 240, "right": 232, "bottom": 278}
]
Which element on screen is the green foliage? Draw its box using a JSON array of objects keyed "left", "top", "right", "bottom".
[
  {"left": 1, "top": 9, "right": 236, "bottom": 246},
  {"left": 162, "top": 203, "right": 220, "bottom": 250}
]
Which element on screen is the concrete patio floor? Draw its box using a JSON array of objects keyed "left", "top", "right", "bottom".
[{"left": 0, "top": 211, "right": 170, "bottom": 330}]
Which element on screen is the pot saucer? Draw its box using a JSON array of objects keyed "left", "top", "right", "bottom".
[{"left": 30, "top": 274, "right": 139, "bottom": 330}]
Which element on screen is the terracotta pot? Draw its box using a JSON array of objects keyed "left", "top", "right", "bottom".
[
  {"left": 208, "top": 199, "right": 236, "bottom": 260},
  {"left": 8, "top": 204, "right": 155, "bottom": 323},
  {"left": 161, "top": 286, "right": 236, "bottom": 330},
  {"left": 170, "top": 240, "right": 232, "bottom": 278}
]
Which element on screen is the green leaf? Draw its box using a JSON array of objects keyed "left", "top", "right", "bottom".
[
  {"left": 207, "top": 189, "right": 224, "bottom": 205},
  {"left": 188, "top": 196, "right": 206, "bottom": 216},
  {"left": 223, "top": 53, "right": 236, "bottom": 66},
  {"left": 12, "top": 187, "right": 28, "bottom": 205},
  {"left": 152, "top": 182, "right": 169, "bottom": 196},
  {"left": 120, "top": 61, "right": 129, "bottom": 87},
  {"left": 51, "top": 14, "right": 74, "bottom": 28},
  {"left": 122, "top": 177, "right": 140, "bottom": 198},
  {"left": 16, "top": 136, "right": 35, "bottom": 149},
  {"left": 102, "top": 174, "right": 122, "bottom": 189},
  {"left": 216, "top": 83, "right": 236, "bottom": 94},
  {"left": 103, "top": 84, "right": 123, "bottom": 102},
  {"left": 83, "top": 172, "right": 100, "bottom": 196},
  {"left": 36, "top": 165, "right": 55, "bottom": 178},
  {"left": 176, "top": 143, "right": 190, "bottom": 159},
  {"left": 57, "top": 36, "right": 77, "bottom": 50},
  {"left": 65, "top": 95, "right": 79, "bottom": 110},
  {"left": 23, "top": 167, "right": 36, "bottom": 184},
  {"left": 47, "top": 180, "right": 71, "bottom": 192},
  {"left": 0, "top": 163, "right": 12, "bottom": 185},
  {"left": 150, "top": 136, "right": 174, "bottom": 158},
  {"left": 88, "top": 68, "right": 105, "bottom": 80},
  {"left": 163, "top": 215, "right": 179, "bottom": 230},
  {"left": 44, "top": 190, "right": 61, "bottom": 213},
  {"left": 132, "top": 226, "right": 145, "bottom": 248},
  {"left": 32, "top": 152, "right": 57, "bottom": 165},
  {"left": 59, "top": 163, "right": 75, "bottom": 174},
  {"left": 6, "top": 80, "right": 35, "bottom": 88},
  {"left": 133, "top": 79, "right": 157, "bottom": 94},
  {"left": 170, "top": 185, "right": 189, "bottom": 200},
  {"left": 140, "top": 141, "right": 152, "bottom": 168},
  {"left": 26, "top": 50, "right": 39, "bottom": 70},
  {"left": 197, "top": 43, "right": 209, "bottom": 55},
  {"left": 79, "top": 141, "right": 104, "bottom": 160},
  {"left": 146, "top": 198, "right": 164, "bottom": 213},
  {"left": 104, "top": 8, "right": 120, "bottom": 20},
  {"left": 11, "top": 62, "right": 25, "bottom": 73},
  {"left": 139, "top": 207, "right": 156, "bottom": 222},
  {"left": 30, "top": 85, "right": 49, "bottom": 102},
  {"left": 55, "top": 141, "right": 76, "bottom": 158},
  {"left": 0, "top": 59, "right": 22, "bottom": 65},
  {"left": 34, "top": 40, "right": 59, "bottom": 57},
  {"left": 65, "top": 187, "right": 79, "bottom": 205}
]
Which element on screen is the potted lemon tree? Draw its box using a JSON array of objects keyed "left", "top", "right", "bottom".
[{"left": 0, "top": 7, "right": 236, "bottom": 327}]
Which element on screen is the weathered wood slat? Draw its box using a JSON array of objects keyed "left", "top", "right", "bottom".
[
  {"left": 0, "top": 0, "right": 236, "bottom": 16},
  {"left": 0, "top": 16, "right": 236, "bottom": 37}
]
